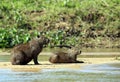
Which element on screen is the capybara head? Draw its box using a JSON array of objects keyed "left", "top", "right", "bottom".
[
  {"left": 38, "top": 36, "right": 50, "bottom": 45},
  {"left": 68, "top": 48, "right": 81, "bottom": 56},
  {"left": 75, "top": 50, "right": 81, "bottom": 56}
]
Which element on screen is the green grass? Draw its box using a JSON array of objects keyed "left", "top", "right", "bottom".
[{"left": 0, "top": 0, "right": 120, "bottom": 48}]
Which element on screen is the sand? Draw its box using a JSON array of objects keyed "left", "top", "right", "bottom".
[{"left": 0, "top": 57, "right": 119, "bottom": 72}]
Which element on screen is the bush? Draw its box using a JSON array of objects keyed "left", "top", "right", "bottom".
[
  {"left": 0, "top": 27, "right": 31, "bottom": 48},
  {"left": 0, "top": 0, "right": 120, "bottom": 48}
]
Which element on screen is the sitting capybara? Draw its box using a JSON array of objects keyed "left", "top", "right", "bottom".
[
  {"left": 11, "top": 36, "right": 49, "bottom": 65},
  {"left": 49, "top": 48, "right": 84, "bottom": 63}
]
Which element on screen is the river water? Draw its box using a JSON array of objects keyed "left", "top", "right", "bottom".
[{"left": 0, "top": 63, "right": 120, "bottom": 82}]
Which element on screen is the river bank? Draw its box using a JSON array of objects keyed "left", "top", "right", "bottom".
[
  {"left": 0, "top": 57, "right": 119, "bottom": 72},
  {"left": 0, "top": 48, "right": 119, "bottom": 71},
  {"left": 0, "top": 0, "right": 120, "bottom": 48}
]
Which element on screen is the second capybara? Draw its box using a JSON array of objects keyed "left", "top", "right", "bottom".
[{"left": 49, "top": 48, "right": 84, "bottom": 63}]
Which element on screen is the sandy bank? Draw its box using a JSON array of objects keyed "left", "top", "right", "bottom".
[{"left": 0, "top": 57, "right": 119, "bottom": 72}]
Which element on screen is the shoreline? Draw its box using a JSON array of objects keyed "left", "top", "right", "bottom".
[
  {"left": 0, "top": 48, "right": 120, "bottom": 55},
  {"left": 0, "top": 57, "right": 119, "bottom": 72},
  {"left": 0, "top": 52, "right": 120, "bottom": 56},
  {"left": 0, "top": 49, "right": 120, "bottom": 72}
]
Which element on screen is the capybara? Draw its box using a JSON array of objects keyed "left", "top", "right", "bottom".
[
  {"left": 11, "top": 36, "right": 49, "bottom": 65},
  {"left": 49, "top": 48, "right": 84, "bottom": 63}
]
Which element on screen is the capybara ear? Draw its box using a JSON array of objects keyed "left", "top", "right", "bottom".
[{"left": 37, "top": 35, "right": 40, "bottom": 38}]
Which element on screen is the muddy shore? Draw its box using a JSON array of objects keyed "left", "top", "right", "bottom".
[
  {"left": 0, "top": 57, "right": 119, "bottom": 72},
  {"left": 0, "top": 49, "right": 120, "bottom": 72}
]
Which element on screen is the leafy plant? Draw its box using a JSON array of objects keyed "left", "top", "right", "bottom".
[
  {"left": 0, "top": 27, "right": 30, "bottom": 48},
  {"left": 0, "top": 0, "right": 120, "bottom": 48}
]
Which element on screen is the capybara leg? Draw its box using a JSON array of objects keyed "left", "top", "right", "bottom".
[{"left": 33, "top": 55, "right": 39, "bottom": 65}]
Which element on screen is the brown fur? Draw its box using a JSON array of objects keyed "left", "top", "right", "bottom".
[
  {"left": 11, "top": 36, "right": 49, "bottom": 65},
  {"left": 49, "top": 48, "right": 84, "bottom": 63}
]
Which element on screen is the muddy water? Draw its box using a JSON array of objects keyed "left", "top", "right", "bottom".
[{"left": 0, "top": 63, "right": 120, "bottom": 82}]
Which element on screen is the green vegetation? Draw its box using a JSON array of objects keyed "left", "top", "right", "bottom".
[{"left": 0, "top": 0, "right": 120, "bottom": 48}]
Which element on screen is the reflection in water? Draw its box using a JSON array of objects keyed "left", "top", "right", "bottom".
[
  {"left": 0, "top": 63, "right": 120, "bottom": 82},
  {"left": 81, "top": 63, "right": 120, "bottom": 74}
]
